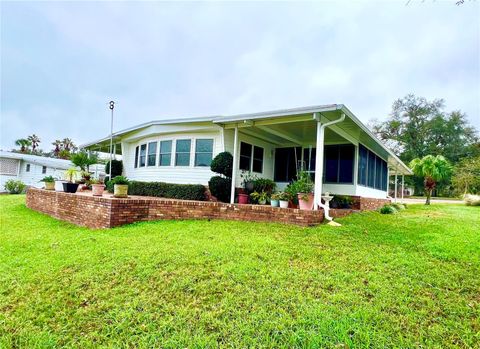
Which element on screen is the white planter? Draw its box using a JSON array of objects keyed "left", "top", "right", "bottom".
[
  {"left": 279, "top": 200, "right": 289, "bottom": 208},
  {"left": 55, "top": 180, "right": 66, "bottom": 191}
]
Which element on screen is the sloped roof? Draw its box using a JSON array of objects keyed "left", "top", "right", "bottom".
[
  {"left": 0, "top": 151, "right": 72, "bottom": 170},
  {"left": 80, "top": 104, "right": 412, "bottom": 175}
]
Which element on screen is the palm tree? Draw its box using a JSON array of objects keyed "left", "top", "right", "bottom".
[
  {"left": 15, "top": 138, "right": 31, "bottom": 152},
  {"left": 410, "top": 155, "right": 452, "bottom": 205},
  {"left": 52, "top": 139, "right": 62, "bottom": 157},
  {"left": 71, "top": 151, "right": 98, "bottom": 171},
  {"left": 62, "top": 138, "right": 75, "bottom": 152},
  {"left": 27, "top": 134, "right": 41, "bottom": 152}
]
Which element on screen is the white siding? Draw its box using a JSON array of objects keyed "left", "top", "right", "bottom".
[
  {"left": 123, "top": 130, "right": 223, "bottom": 185},
  {"left": 18, "top": 162, "right": 67, "bottom": 188},
  {"left": 355, "top": 185, "right": 388, "bottom": 199},
  {"left": 323, "top": 183, "right": 357, "bottom": 196},
  {"left": 0, "top": 159, "right": 66, "bottom": 191}
]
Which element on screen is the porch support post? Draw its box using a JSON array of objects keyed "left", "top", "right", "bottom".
[
  {"left": 394, "top": 172, "right": 398, "bottom": 203},
  {"left": 230, "top": 126, "right": 239, "bottom": 204},
  {"left": 401, "top": 175, "right": 404, "bottom": 203},
  {"left": 313, "top": 116, "right": 324, "bottom": 210},
  {"left": 113, "top": 144, "right": 117, "bottom": 160}
]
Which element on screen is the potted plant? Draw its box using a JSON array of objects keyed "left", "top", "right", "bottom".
[
  {"left": 250, "top": 191, "right": 268, "bottom": 205},
  {"left": 240, "top": 171, "right": 258, "bottom": 193},
  {"left": 270, "top": 192, "right": 280, "bottom": 207},
  {"left": 112, "top": 176, "right": 129, "bottom": 198},
  {"left": 90, "top": 179, "right": 105, "bottom": 196},
  {"left": 292, "top": 172, "right": 314, "bottom": 210},
  {"left": 278, "top": 192, "right": 290, "bottom": 208},
  {"left": 62, "top": 167, "right": 80, "bottom": 193},
  {"left": 40, "top": 176, "right": 55, "bottom": 190},
  {"left": 237, "top": 188, "right": 249, "bottom": 204}
]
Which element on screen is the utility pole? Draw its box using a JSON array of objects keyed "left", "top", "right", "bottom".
[{"left": 109, "top": 101, "right": 115, "bottom": 178}]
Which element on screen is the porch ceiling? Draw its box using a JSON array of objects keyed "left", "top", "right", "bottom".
[
  {"left": 240, "top": 120, "right": 350, "bottom": 146},
  {"left": 222, "top": 108, "right": 412, "bottom": 175}
]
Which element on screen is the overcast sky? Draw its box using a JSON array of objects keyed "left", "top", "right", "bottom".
[{"left": 1, "top": 0, "right": 479, "bottom": 151}]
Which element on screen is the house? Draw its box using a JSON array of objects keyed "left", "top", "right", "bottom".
[
  {"left": 0, "top": 151, "right": 72, "bottom": 191},
  {"left": 81, "top": 104, "right": 412, "bottom": 208}
]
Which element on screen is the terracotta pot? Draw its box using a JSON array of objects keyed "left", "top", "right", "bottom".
[
  {"left": 44, "top": 182, "right": 55, "bottom": 190},
  {"left": 297, "top": 193, "right": 314, "bottom": 210},
  {"left": 92, "top": 184, "right": 105, "bottom": 196},
  {"left": 279, "top": 200, "right": 289, "bottom": 208},
  {"left": 238, "top": 193, "right": 249, "bottom": 204},
  {"left": 114, "top": 184, "right": 128, "bottom": 198}
]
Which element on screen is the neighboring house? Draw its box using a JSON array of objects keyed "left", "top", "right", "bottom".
[
  {"left": 0, "top": 151, "right": 72, "bottom": 191},
  {"left": 81, "top": 104, "right": 412, "bottom": 205}
]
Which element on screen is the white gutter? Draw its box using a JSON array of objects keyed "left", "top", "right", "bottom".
[{"left": 313, "top": 112, "right": 346, "bottom": 221}]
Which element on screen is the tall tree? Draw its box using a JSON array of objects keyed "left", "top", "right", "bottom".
[
  {"left": 27, "top": 134, "right": 41, "bottom": 152},
  {"left": 52, "top": 140, "right": 62, "bottom": 157},
  {"left": 15, "top": 139, "right": 31, "bottom": 153},
  {"left": 62, "top": 138, "right": 76, "bottom": 152},
  {"left": 451, "top": 155, "right": 480, "bottom": 195},
  {"left": 410, "top": 155, "right": 452, "bottom": 205},
  {"left": 372, "top": 94, "right": 478, "bottom": 164}
]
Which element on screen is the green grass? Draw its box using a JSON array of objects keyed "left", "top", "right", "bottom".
[{"left": 1, "top": 195, "right": 479, "bottom": 348}]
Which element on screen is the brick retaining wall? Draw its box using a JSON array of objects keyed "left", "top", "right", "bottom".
[
  {"left": 26, "top": 188, "right": 390, "bottom": 229},
  {"left": 26, "top": 188, "right": 324, "bottom": 228}
]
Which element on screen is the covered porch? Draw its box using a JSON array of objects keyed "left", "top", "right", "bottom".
[{"left": 215, "top": 105, "right": 411, "bottom": 208}]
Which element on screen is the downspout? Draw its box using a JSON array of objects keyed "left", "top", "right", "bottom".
[{"left": 313, "top": 112, "right": 346, "bottom": 221}]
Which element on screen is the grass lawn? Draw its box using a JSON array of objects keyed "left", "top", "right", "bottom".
[{"left": 1, "top": 195, "right": 479, "bottom": 348}]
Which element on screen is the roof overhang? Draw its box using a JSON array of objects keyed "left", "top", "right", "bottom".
[{"left": 80, "top": 104, "right": 412, "bottom": 175}]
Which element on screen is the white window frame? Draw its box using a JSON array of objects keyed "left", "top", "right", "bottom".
[{"left": 194, "top": 138, "right": 215, "bottom": 168}]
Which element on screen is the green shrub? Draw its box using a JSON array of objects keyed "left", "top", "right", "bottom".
[
  {"left": 39, "top": 176, "right": 55, "bottom": 183},
  {"left": 110, "top": 176, "right": 129, "bottom": 185},
  {"left": 105, "top": 160, "right": 123, "bottom": 178},
  {"left": 4, "top": 180, "right": 26, "bottom": 194},
  {"left": 127, "top": 181, "right": 206, "bottom": 201},
  {"left": 379, "top": 205, "right": 397, "bottom": 214},
  {"left": 331, "top": 195, "right": 354, "bottom": 209},
  {"left": 208, "top": 176, "right": 231, "bottom": 202},
  {"left": 106, "top": 176, "right": 129, "bottom": 192},
  {"left": 392, "top": 203, "right": 406, "bottom": 211},
  {"left": 252, "top": 178, "right": 276, "bottom": 194},
  {"left": 210, "top": 152, "right": 233, "bottom": 178}
]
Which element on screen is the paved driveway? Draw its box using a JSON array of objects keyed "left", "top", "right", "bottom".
[{"left": 399, "top": 197, "right": 463, "bottom": 204}]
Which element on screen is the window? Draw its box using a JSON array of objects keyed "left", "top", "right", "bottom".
[
  {"left": 139, "top": 144, "right": 147, "bottom": 167},
  {"left": 134, "top": 146, "right": 139, "bottom": 168},
  {"left": 274, "top": 147, "right": 301, "bottom": 182},
  {"left": 324, "top": 146, "right": 339, "bottom": 183},
  {"left": 357, "top": 144, "right": 388, "bottom": 190},
  {"left": 147, "top": 142, "right": 157, "bottom": 166},
  {"left": 239, "top": 142, "right": 252, "bottom": 171},
  {"left": 26, "top": 164, "right": 30, "bottom": 172},
  {"left": 375, "top": 156, "right": 382, "bottom": 190},
  {"left": 175, "top": 139, "right": 191, "bottom": 166},
  {"left": 323, "top": 144, "right": 354, "bottom": 183},
  {"left": 159, "top": 140, "right": 172, "bottom": 166},
  {"left": 42, "top": 166, "right": 47, "bottom": 174},
  {"left": 239, "top": 142, "right": 264, "bottom": 173},
  {"left": 252, "top": 146, "right": 263, "bottom": 173},
  {"left": 195, "top": 139, "right": 213, "bottom": 167},
  {"left": 367, "top": 151, "right": 376, "bottom": 188},
  {"left": 302, "top": 148, "right": 316, "bottom": 173},
  {"left": 358, "top": 145, "right": 368, "bottom": 186}
]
